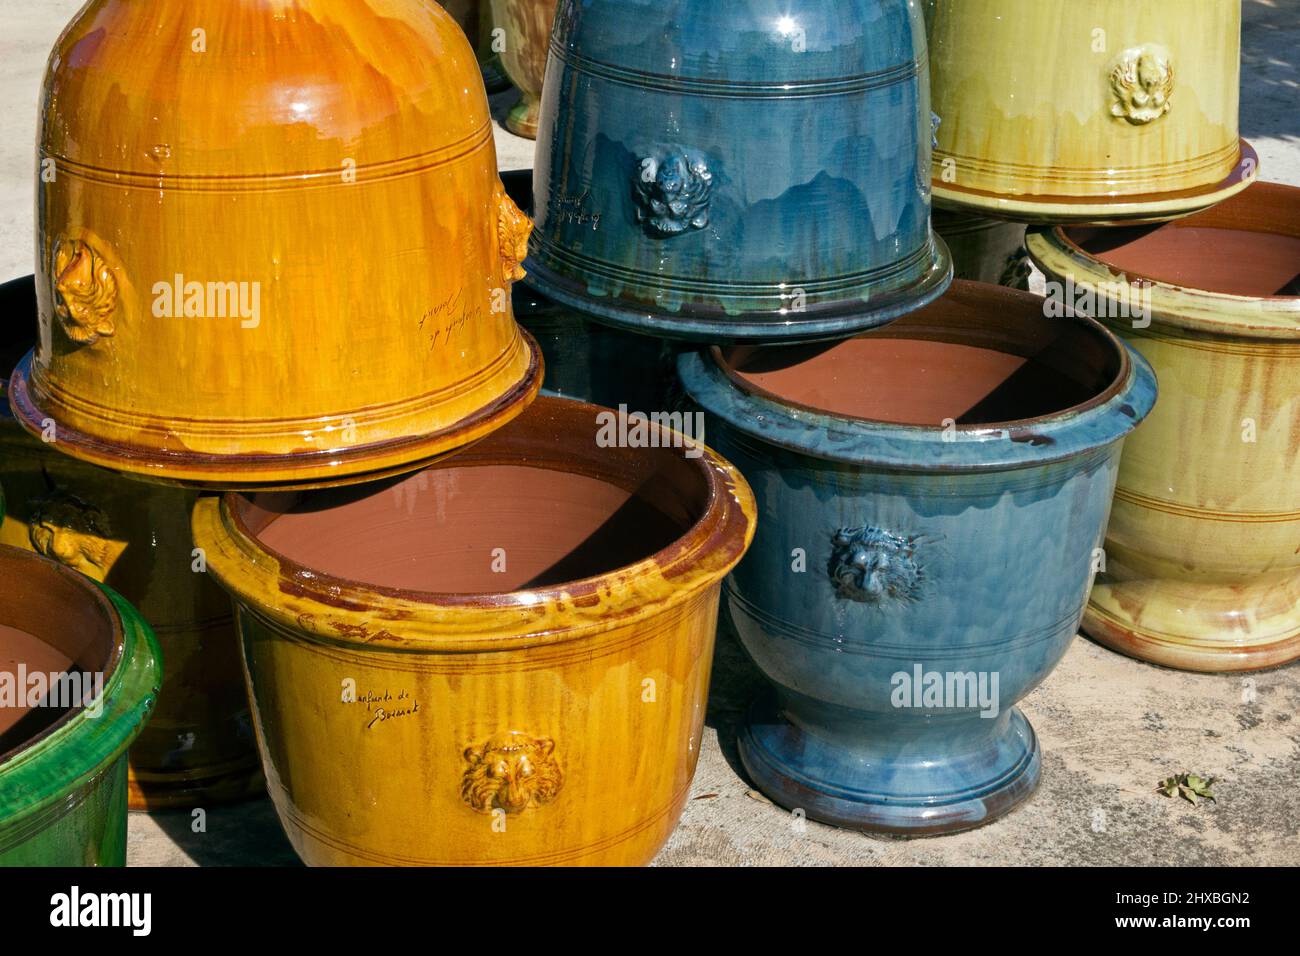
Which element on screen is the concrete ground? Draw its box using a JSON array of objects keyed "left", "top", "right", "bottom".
[{"left": 0, "top": 0, "right": 1296, "bottom": 867}]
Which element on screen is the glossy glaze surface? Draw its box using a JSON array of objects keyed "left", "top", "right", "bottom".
[
  {"left": 0, "top": 547, "right": 161, "bottom": 866},
  {"left": 1, "top": 276, "right": 259, "bottom": 808},
  {"left": 680, "top": 281, "right": 1155, "bottom": 834},
  {"left": 13, "top": 0, "right": 540, "bottom": 489},
  {"left": 524, "top": 0, "right": 951, "bottom": 341},
  {"left": 926, "top": 0, "right": 1250, "bottom": 222},
  {"left": 192, "top": 397, "right": 755, "bottom": 865},
  {"left": 489, "top": 0, "right": 558, "bottom": 137},
  {"left": 1028, "top": 182, "right": 1300, "bottom": 671}
]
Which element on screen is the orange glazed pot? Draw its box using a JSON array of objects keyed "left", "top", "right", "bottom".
[
  {"left": 192, "top": 397, "right": 756, "bottom": 865},
  {"left": 10, "top": 0, "right": 541, "bottom": 490}
]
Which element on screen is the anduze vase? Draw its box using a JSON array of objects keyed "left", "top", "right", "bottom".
[
  {"left": 11, "top": 0, "right": 540, "bottom": 489},
  {"left": 1028, "top": 181, "right": 1300, "bottom": 672},
  {"left": 925, "top": 0, "right": 1254, "bottom": 223},
  {"left": 500, "top": 170, "right": 683, "bottom": 409},
  {"left": 488, "top": 0, "right": 558, "bottom": 138},
  {"left": 523, "top": 0, "right": 952, "bottom": 342},
  {"left": 192, "top": 396, "right": 756, "bottom": 865},
  {"left": 1, "top": 275, "right": 261, "bottom": 808},
  {"left": 680, "top": 281, "right": 1156, "bottom": 834},
  {"left": 0, "top": 547, "right": 162, "bottom": 866}
]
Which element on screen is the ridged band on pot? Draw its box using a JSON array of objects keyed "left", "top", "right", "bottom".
[
  {"left": 0, "top": 275, "right": 261, "bottom": 808},
  {"left": 12, "top": 0, "right": 541, "bottom": 490},
  {"left": 1027, "top": 181, "right": 1300, "bottom": 672},
  {"left": 0, "top": 547, "right": 162, "bottom": 866},
  {"left": 192, "top": 396, "right": 755, "bottom": 865},
  {"left": 679, "top": 280, "right": 1156, "bottom": 835},
  {"left": 522, "top": 0, "right": 952, "bottom": 342},
  {"left": 926, "top": 0, "right": 1253, "bottom": 223}
]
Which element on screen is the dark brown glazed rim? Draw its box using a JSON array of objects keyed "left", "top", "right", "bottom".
[
  {"left": 715, "top": 280, "right": 1131, "bottom": 434},
  {"left": 0, "top": 546, "right": 123, "bottom": 765},
  {"left": 212, "top": 395, "right": 755, "bottom": 649}
]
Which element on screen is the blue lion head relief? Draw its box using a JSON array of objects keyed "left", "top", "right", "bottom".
[
  {"left": 633, "top": 151, "right": 714, "bottom": 237},
  {"left": 828, "top": 526, "right": 938, "bottom": 605}
]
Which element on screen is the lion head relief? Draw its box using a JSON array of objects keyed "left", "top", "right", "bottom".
[
  {"left": 497, "top": 190, "right": 533, "bottom": 283},
  {"left": 461, "top": 730, "right": 562, "bottom": 814},
  {"left": 1110, "top": 47, "right": 1174, "bottom": 126},
  {"left": 28, "top": 489, "right": 113, "bottom": 580},
  {"left": 52, "top": 237, "right": 118, "bottom": 345}
]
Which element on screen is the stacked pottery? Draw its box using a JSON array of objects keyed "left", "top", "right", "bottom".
[
  {"left": 1, "top": 278, "right": 260, "bottom": 808},
  {"left": 2, "top": 0, "right": 553, "bottom": 866},
  {"left": 1028, "top": 182, "right": 1300, "bottom": 672}
]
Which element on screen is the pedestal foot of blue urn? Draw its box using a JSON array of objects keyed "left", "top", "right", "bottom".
[{"left": 738, "top": 692, "right": 1041, "bottom": 837}]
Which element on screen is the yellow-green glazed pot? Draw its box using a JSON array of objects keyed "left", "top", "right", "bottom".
[
  {"left": 1, "top": 275, "right": 261, "bottom": 808},
  {"left": 0, "top": 547, "right": 162, "bottom": 866},
  {"left": 1028, "top": 181, "right": 1300, "bottom": 672},
  {"left": 192, "top": 396, "right": 756, "bottom": 865},
  {"left": 926, "top": 0, "right": 1253, "bottom": 223}
]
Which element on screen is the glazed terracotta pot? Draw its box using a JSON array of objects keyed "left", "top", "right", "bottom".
[
  {"left": 488, "top": 0, "right": 558, "bottom": 138},
  {"left": 1028, "top": 182, "right": 1300, "bottom": 672},
  {"left": 0, "top": 275, "right": 261, "bottom": 808},
  {"left": 933, "top": 211, "right": 1031, "bottom": 290},
  {"left": 0, "top": 546, "right": 162, "bottom": 866},
  {"left": 192, "top": 396, "right": 755, "bottom": 865},
  {"left": 499, "top": 170, "right": 684, "bottom": 408},
  {"left": 680, "top": 281, "right": 1156, "bottom": 834},
  {"left": 524, "top": 0, "right": 952, "bottom": 342},
  {"left": 10, "top": 0, "right": 541, "bottom": 490},
  {"left": 925, "top": 0, "right": 1254, "bottom": 223}
]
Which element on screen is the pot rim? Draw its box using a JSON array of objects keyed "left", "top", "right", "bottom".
[
  {"left": 0, "top": 547, "right": 161, "bottom": 827},
  {"left": 192, "top": 398, "right": 757, "bottom": 651},
  {"left": 678, "top": 280, "right": 1157, "bottom": 473},
  {"left": 931, "top": 140, "right": 1257, "bottom": 226},
  {"left": 1026, "top": 181, "right": 1300, "bottom": 341}
]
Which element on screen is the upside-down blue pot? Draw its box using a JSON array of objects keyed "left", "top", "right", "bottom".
[
  {"left": 524, "top": 0, "right": 952, "bottom": 342},
  {"left": 679, "top": 280, "right": 1156, "bottom": 834}
]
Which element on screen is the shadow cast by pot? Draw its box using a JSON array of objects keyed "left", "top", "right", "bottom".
[
  {"left": 702, "top": 604, "right": 766, "bottom": 788},
  {"left": 142, "top": 798, "right": 303, "bottom": 867}
]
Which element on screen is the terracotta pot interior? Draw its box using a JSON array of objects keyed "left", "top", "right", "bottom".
[
  {"left": 1066, "top": 184, "right": 1300, "bottom": 298},
  {"left": 239, "top": 402, "right": 711, "bottom": 594},
  {"left": 0, "top": 549, "right": 118, "bottom": 760},
  {"left": 723, "top": 282, "right": 1122, "bottom": 427}
]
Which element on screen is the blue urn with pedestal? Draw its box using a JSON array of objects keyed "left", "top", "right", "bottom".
[
  {"left": 524, "top": 0, "right": 952, "bottom": 342},
  {"left": 679, "top": 281, "right": 1156, "bottom": 834}
]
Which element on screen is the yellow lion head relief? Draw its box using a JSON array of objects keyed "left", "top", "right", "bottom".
[
  {"left": 28, "top": 489, "right": 113, "bottom": 580},
  {"left": 52, "top": 237, "right": 118, "bottom": 345},
  {"left": 496, "top": 189, "right": 532, "bottom": 284},
  {"left": 1110, "top": 47, "right": 1174, "bottom": 126},
  {"left": 461, "top": 731, "right": 562, "bottom": 814}
]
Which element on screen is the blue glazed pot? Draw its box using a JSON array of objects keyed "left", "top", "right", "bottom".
[
  {"left": 502, "top": 170, "right": 685, "bottom": 409},
  {"left": 524, "top": 0, "right": 952, "bottom": 342},
  {"left": 679, "top": 280, "right": 1157, "bottom": 834}
]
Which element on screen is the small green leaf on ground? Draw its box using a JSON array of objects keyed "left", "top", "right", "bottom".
[{"left": 1156, "top": 772, "right": 1217, "bottom": 805}]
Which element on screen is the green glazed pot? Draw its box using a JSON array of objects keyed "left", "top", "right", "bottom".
[{"left": 0, "top": 546, "right": 162, "bottom": 866}]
